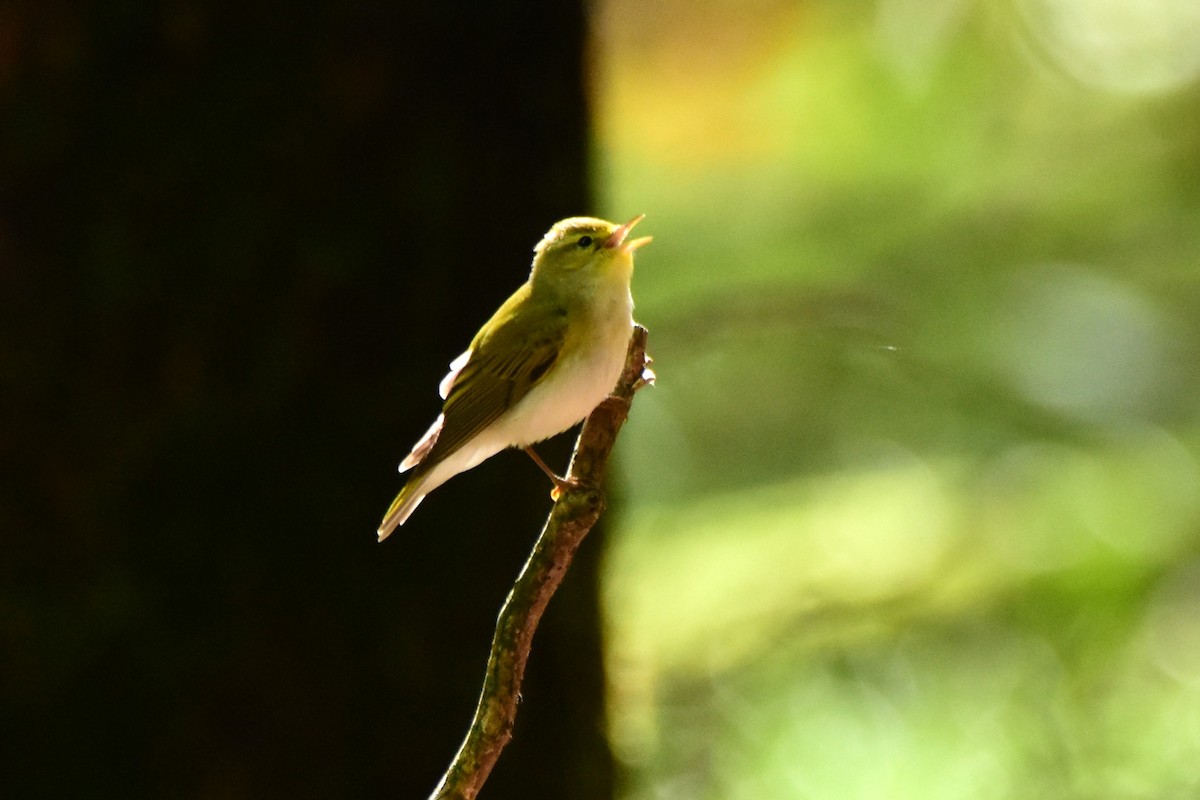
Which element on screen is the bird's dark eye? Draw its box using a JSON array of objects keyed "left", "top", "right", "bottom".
[{"left": 576, "top": 235, "right": 593, "bottom": 248}]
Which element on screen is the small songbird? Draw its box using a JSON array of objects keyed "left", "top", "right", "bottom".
[{"left": 377, "top": 215, "right": 651, "bottom": 541}]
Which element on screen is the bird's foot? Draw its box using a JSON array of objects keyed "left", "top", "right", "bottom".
[
  {"left": 549, "top": 476, "right": 582, "bottom": 501},
  {"left": 636, "top": 353, "right": 656, "bottom": 390},
  {"left": 523, "top": 445, "right": 586, "bottom": 500}
]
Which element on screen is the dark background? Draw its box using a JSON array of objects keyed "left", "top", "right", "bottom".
[{"left": 0, "top": 2, "right": 612, "bottom": 797}]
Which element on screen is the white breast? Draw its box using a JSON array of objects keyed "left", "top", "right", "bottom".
[{"left": 499, "top": 289, "right": 634, "bottom": 447}]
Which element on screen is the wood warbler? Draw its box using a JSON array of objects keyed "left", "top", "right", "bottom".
[{"left": 377, "top": 215, "right": 650, "bottom": 540}]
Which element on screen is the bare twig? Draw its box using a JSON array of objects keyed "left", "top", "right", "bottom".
[{"left": 428, "top": 325, "right": 651, "bottom": 800}]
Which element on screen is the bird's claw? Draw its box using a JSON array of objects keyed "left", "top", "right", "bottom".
[
  {"left": 635, "top": 354, "right": 656, "bottom": 390},
  {"left": 550, "top": 477, "right": 581, "bottom": 501}
]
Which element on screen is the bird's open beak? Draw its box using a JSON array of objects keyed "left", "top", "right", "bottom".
[{"left": 604, "top": 214, "right": 652, "bottom": 253}]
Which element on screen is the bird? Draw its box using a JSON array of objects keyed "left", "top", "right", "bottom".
[{"left": 377, "top": 215, "right": 651, "bottom": 541}]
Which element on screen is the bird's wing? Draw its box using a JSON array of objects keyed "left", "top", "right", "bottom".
[{"left": 412, "top": 295, "right": 567, "bottom": 472}]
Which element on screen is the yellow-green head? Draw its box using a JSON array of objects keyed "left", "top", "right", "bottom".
[{"left": 529, "top": 215, "right": 652, "bottom": 299}]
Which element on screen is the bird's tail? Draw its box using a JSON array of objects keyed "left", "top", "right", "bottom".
[{"left": 377, "top": 477, "right": 428, "bottom": 542}]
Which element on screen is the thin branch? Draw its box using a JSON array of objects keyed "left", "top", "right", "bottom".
[{"left": 428, "top": 325, "right": 652, "bottom": 800}]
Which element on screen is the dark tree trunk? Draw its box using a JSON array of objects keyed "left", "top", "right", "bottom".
[{"left": 0, "top": 2, "right": 612, "bottom": 798}]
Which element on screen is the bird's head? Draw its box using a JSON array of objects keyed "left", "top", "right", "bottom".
[{"left": 529, "top": 215, "right": 651, "bottom": 294}]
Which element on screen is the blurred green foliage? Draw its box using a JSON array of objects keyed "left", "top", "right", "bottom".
[{"left": 593, "top": 0, "right": 1200, "bottom": 797}]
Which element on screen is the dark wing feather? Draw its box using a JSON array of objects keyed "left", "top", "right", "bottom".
[{"left": 415, "top": 288, "right": 567, "bottom": 472}]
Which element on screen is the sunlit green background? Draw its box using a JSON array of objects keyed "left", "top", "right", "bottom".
[{"left": 591, "top": 0, "right": 1200, "bottom": 797}]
